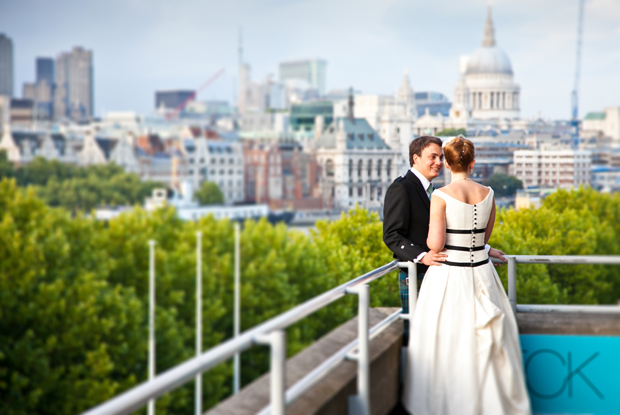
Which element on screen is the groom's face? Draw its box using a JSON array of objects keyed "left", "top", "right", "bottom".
[{"left": 414, "top": 143, "right": 443, "bottom": 181}]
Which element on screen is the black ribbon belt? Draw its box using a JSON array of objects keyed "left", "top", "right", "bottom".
[
  {"left": 445, "top": 245, "right": 485, "bottom": 252},
  {"left": 446, "top": 228, "right": 486, "bottom": 234},
  {"left": 444, "top": 259, "right": 490, "bottom": 268}
]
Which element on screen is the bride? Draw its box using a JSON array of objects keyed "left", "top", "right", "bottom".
[{"left": 402, "top": 137, "right": 531, "bottom": 415}]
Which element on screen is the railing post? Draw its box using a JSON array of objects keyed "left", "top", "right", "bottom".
[
  {"left": 195, "top": 232, "right": 202, "bottom": 415},
  {"left": 346, "top": 284, "right": 370, "bottom": 415},
  {"left": 507, "top": 256, "right": 517, "bottom": 316},
  {"left": 233, "top": 222, "right": 241, "bottom": 394},
  {"left": 148, "top": 240, "right": 156, "bottom": 415},
  {"left": 255, "top": 331, "right": 286, "bottom": 415},
  {"left": 407, "top": 261, "right": 418, "bottom": 319}
]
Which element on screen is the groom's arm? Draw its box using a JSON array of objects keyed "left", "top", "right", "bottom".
[{"left": 382, "top": 181, "right": 426, "bottom": 261}]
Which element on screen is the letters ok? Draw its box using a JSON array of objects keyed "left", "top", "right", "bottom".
[{"left": 525, "top": 349, "right": 604, "bottom": 400}]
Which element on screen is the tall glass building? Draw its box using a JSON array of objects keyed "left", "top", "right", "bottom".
[
  {"left": 279, "top": 59, "right": 327, "bottom": 96},
  {"left": 36, "top": 58, "right": 54, "bottom": 84},
  {"left": 0, "top": 33, "right": 14, "bottom": 97}
]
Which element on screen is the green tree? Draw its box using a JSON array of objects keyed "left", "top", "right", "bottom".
[
  {"left": 0, "top": 150, "right": 14, "bottom": 179},
  {"left": 484, "top": 173, "right": 523, "bottom": 197},
  {"left": 0, "top": 179, "right": 145, "bottom": 414},
  {"left": 194, "top": 181, "right": 224, "bottom": 205},
  {"left": 436, "top": 128, "right": 466, "bottom": 137},
  {"left": 490, "top": 188, "right": 620, "bottom": 305}
]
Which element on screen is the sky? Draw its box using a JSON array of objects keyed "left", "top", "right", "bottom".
[{"left": 1, "top": 0, "right": 619, "bottom": 120}]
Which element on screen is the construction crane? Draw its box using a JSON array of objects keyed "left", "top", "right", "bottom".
[
  {"left": 570, "top": 0, "right": 585, "bottom": 149},
  {"left": 165, "top": 68, "right": 226, "bottom": 120}
]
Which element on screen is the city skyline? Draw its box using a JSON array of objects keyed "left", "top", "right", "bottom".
[{"left": 1, "top": 0, "right": 618, "bottom": 120}]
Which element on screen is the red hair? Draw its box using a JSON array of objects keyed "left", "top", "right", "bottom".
[{"left": 443, "top": 136, "right": 475, "bottom": 173}]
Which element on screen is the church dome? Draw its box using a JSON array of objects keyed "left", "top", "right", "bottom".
[
  {"left": 466, "top": 46, "right": 513, "bottom": 75},
  {"left": 465, "top": 6, "right": 513, "bottom": 75}
]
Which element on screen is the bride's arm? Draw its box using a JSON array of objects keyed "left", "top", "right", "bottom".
[
  {"left": 427, "top": 195, "right": 447, "bottom": 251},
  {"left": 484, "top": 196, "right": 496, "bottom": 244}
]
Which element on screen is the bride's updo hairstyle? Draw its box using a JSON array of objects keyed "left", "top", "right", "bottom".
[{"left": 443, "top": 136, "right": 475, "bottom": 173}]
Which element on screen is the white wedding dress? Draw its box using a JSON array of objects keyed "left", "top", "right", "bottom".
[{"left": 402, "top": 187, "right": 531, "bottom": 415}]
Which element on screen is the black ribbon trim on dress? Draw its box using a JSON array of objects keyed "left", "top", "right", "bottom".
[
  {"left": 445, "top": 245, "right": 485, "bottom": 252},
  {"left": 446, "top": 228, "right": 486, "bottom": 234},
  {"left": 444, "top": 259, "right": 490, "bottom": 268}
]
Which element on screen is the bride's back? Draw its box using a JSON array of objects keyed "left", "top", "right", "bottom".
[{"left": 440, "top": 180, "right": 490, "bottom": 205}]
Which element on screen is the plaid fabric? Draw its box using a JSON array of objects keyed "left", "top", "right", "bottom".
[{"left": 399, "top": 270, "right": 425, "bottom": 346}]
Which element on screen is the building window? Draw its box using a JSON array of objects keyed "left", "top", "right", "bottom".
[
  {"left": 377, "top": 160, "right": 382, "bottom": 178},
  {"left": 348, "top": 133, "right": 354, "bottom": 140},
  {"left": 348, "top": 159, "right": 353, "bottom": 180},
  {"left": 325, "top": 159, "right": 335, "bottom": 177},
  {"left": 349, "top": 186, "right": 353, "bottom": 197},
  {"left": 358, "top": 134, "right": 364, "bottom": 140},
  {"left": 358, "top": 187, "right": 362, "bottom": 196},
  {"left": 358, "top": 159, "right": 363, "bottom": 177},
  {"left": 387, "top": 159, "right": 392, "bottom": 178},
  {"left": 367, "top": 160, "right": 372, "bottom": 179},
  {"left": 368, "top": 134, "right": 373, "bottom": 140}
]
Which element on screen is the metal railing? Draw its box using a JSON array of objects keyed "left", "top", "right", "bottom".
[{"left": 82, "top": 256, "right": 620, "bottom": 415}]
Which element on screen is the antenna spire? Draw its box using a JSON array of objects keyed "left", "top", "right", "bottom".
[{"left": 238, "top": 27, "right": 243, "bottom": 66}]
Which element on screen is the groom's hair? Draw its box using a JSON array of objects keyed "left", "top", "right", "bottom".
[{"left": 409, "top": 136, "right": 443, "bottom": 166}]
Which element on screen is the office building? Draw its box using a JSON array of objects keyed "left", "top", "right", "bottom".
[
  {"left": 23, "top": 57, "right": 56, "bottom": 122},
  {"left": 36, "top": 57, "right": 54, "bottom": 84},
  {"left": 155, "top": 90, "right": 195, "bottom": 110},
  {"left": 279, "top": 59, "right": 327, "bottom": 96},
  {"left": 55, "top": 47, "right": 94, "bottom": 120},
  {"left": 514, "top": 149, "right": 591, "bottom": 189},
  {"left": 582, "top": 107, "right": 620, "bottom": 144},
  {"left": 290, "top": 101, "right": 333, "bottom": 133},
  {"left": 0, "top": 34, "right": 14, "bottom": 97}
]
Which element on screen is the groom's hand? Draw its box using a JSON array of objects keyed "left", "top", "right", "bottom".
[
  {"left": 421, "top": 250, "right": 448, "bottom": 266},
  {"left": 489, "top": 248, "right": 507, "bottom": 266}
]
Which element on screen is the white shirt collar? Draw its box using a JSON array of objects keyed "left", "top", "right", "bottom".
[{"left": 410, "top": 166, "right": 432, "bottom": 191}]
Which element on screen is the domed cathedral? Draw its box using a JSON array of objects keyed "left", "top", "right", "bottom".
[{"left": 450, "top": 5, "right": 520, "bottom": 121}]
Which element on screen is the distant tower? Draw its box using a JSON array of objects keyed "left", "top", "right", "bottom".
[
  {"left": 0, "top": 34, "right": 14, "bottom": 97},
  {"left": 397, "top": 69, "right": 416, "bottom": 118},
  {"left": 237, "top": 28, "right": 251, "bottom": 114},
  {"left": 347, "top": 87, "right": 355, "bottom": 122},
  {"left": 54, "top": 46, "right": 94, "bottom": 120},
  {"left": 449, "top": 5, "right": 520, "bottom": 121},
  {"left": 36, "top": 57, "right": 55, "bottom": 84}
]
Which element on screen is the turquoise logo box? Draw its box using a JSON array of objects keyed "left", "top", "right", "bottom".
[{"left": 520, "top": 335, "right": 620, "bottom": 415}]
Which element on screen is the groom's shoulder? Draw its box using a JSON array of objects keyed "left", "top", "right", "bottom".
[{"left": 386, "top": 174, "right": 413, "bottom": 198}]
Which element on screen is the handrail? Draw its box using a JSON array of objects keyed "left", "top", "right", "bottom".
[
  {"left": 82, "top": 255, "right": 620, "bottom": 415},
  {"left": 82, "top": 261, "right": 399, "bottom": 415},
  {"left": 256, "top": 309, "right": 402, "bottom": 415}
]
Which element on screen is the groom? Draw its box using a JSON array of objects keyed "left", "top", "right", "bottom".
[{"left": 382, "top": 136, "right": 447, "bottom": 344}]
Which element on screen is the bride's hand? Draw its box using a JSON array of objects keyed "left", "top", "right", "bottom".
[
  {"left": 421, "top": 250, "right": 448, "bottom": 266},
  {"left": 489, "top": 248, "right": 507, "bottom": 266}
]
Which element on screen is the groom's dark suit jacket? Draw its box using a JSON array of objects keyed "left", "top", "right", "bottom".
[{"left": 383, "top": 170, "right": 431, "bottom": 275}]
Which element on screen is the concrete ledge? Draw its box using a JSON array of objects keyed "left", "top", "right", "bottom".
[
  {"left": 517, "top": 311, "right": 620, "bottom": 335},
  {"left": 204, "top": 307, "right": 402, "bottom": 415}
]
